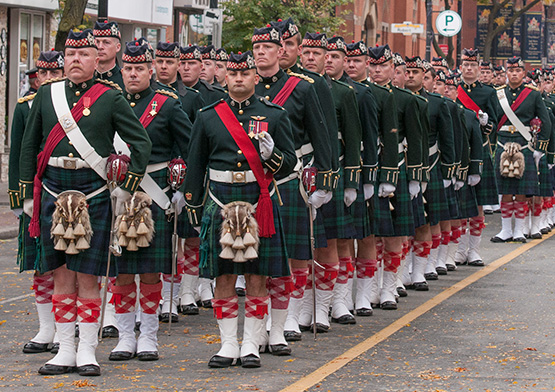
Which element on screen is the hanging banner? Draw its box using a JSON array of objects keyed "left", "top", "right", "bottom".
[
  {"left": 523, "top": 12, "right": 543, "bottom": 63},
  {"left": 476, "top": 5, "right": 490, "bottom": 54},
  {"left": 495, "top": 5, "right": 513, "bottom": 58},
  {"left": 513, "top": 13, "right": 523, "bottom": 57},
  {"left": 547, "top": 19, "right": 555, "bottom": 64}
]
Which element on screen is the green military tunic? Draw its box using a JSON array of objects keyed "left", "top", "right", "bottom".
[
  {"left": 19, "top": 77, "right": 152, "bottom": 276},
  {"left": 192, "top": 79, "right": 227, "bottom": 106},
  {"left": 183, "top": 95, "right": 296, "bottom": 278},
  {"left": 151, "top": 78, "right": 205, "bottom": 124},
  {"left": 116, "top": 86, "right": 192, "bottom": 274},
  {"left": 95, "top": 63, "right": 124, "bottom": 90},
  {"left": 495, "top": 83, "right": 552, "bottom": 196}
]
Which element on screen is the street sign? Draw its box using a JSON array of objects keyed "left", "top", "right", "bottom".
[
  {"left": 436, "top": 10, "right": 462, "bottom": 37},
  {"left": 391, "top": 21, "right": 424, "bottom": 36}
]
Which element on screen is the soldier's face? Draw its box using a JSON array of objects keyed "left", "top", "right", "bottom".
[
  {"left": 405, "top": 68, "right": 424, "bottom": 90},
  {"left": 279, "top": 36, "right": 301, "bottom": 69},
  {"left": 495, "top": 72, "right": 506, "bottom": 86},
  {"left": 154, "top": 57, "right": 179, "bottom": 84},
  {"left": 37, "top": 68, "right": 63, "bottom": 84},
  {"left": 95, "top": 37, "right": 120, "bottom": 63},
  {"left": 368, "top": 61, "right": 393, "bottom": 85},
  {"left": 324, "top": 51, "right": 346, "bottom": 79},
  {"left": 215, "top": 61, "right": 226, "bottom": 85},
  {"left": 480, "top": 69, "right": 493, "bottom": 83},
  {"left": 392, "top": 65, "right": 407, "bottom": 88},
  {"left": 253, "top": 42, "right": 282, "bottom": 71},
  {"left": 433, "top": 80, "right": 446, "bottom": 95},
  {"left": 179, "top": 59, "right": 202, "bottom": 86},
  {"left": 445, "top": 85, "right": 458, "bottom": 100},
  {"left": 542, "top": 78, "right": 554, "bottom": 93},
  {"left": 300, "top": 47, "right": 326, "bottom": 74},
  {"left": 423, "top": 70, "right": 434, "bottom": 91},
  {"left": 64, "top": 47, "right": 99, "bottom": 84},
  {"left": 345, "top": 55, "right": 368, "bottom": 82},
  {"left": 460, "top": 61, "right": 479, "bottom": 82},
  {"left": 200, "top": 59, "right": 216, "bottom": 83},
  {"left": 507, "top": 67, "right": 525, "bottom": 86},
  {"left": 226, "top": 69, "right": 258, "bottom": 98},
  {"left": 122, "top": 63, "right": 153, "bottom": 94}
]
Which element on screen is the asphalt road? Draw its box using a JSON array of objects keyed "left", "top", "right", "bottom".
[{"left": 0, "top": 215, "right": 554, "bottom": 392}]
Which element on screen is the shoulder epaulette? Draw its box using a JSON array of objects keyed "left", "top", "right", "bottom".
[
  {"left": 41, "top": 77, "right": 66, "bottom": 86},
  {"left": 394, "top": 86, "right": 414, "bottom": 95},
  {"left": 331, "top": 78, "right": 352, "bottom": 89},
  {"left": 495, "top": 84, "right": 506, "bottom": 90},
  {"left": 155, "top": 89, "right": 179, "bottom": 100},
  {"left": 415, "top": 94, "right": 428, "bottom": 102},
  {"left": 18, "top": 93, "right": 36, "bottom": 104},
  {"left": 372, "top": 82, "right": 390, "bottom": 92},
  {"left": 287, "top": 70, "right": 314, "bottom": 84},
  {"left": 260, "top": 97, "right": 285, "bottom": 109},
  {"left": 198, "top": 98, "right": 224, "bottom": 113},
  {"left": 95, "top": 78, "right": 122, "bottom": 91},
  {"left": 185, "top": 86, "right": 200, "bottom": 94},
  {"left": 298, "top": 66, "right": 322, "bottom": 79},
  {"left": 525, "top": 84, "right": 539, "bottom": 91}
]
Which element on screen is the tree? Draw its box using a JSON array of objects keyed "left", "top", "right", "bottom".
[
  {"left": 54, "top": 0, "right": 90, "bottom": 51},
  {"left": 221, "top": 0, "right": 351, "bottom": 53},
  {"left": 432, "top": 0, "right": 456, "bottom": 68}
]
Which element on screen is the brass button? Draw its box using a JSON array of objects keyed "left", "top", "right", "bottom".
[
  {"left": 265, "top": 96, "right": 270, "bottom": 100},
  {"left": 237, "top": 162, "right": 242, "bottom": 168},
  {"left": 73, "top": 103, "right": 77, "bottom": 107},
  {"left": 68, "top": 153, "right": 74, "bottom": 158},
  {"left": 130, "top": 102, "right": 136, "bottom": 107},
  {"left": 239, "top": 122, "right": 243, "bottom": 126},
  {"left": 238, "top": 150, "right": 243, "bottom": 155},
  {"left": 238, "top": 109, "right": 244, "bottom": 115},
  {"left": 75, "top": 91, "right": 80, "bottom": 96},
  {"left": 68, "top": 141, "right": 73, "bottom": 145},
  {"left": 265, "top": 84, "right": 270, "bottom": 89}
]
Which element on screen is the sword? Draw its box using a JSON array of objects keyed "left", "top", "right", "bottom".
[{"left": 168, "top": 203, "right": 179, "bottom": 335}]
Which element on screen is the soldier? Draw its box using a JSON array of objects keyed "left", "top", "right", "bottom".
[
  {"left": 200, "top": 45, "right": 221, "bottom": 87},
  {"left": 183, "top": 51, "right": 296, "bottom": 368},
  {"left": 493, "top": 65, "right": 507, "bottom": 88},
  {"left": 9, "top": 50, "right": 64, "bottom": 355},
  {"left": 215, "top": 48, "right": 229, "bottom": 88},
  {"left": 93, "top": 20, "right": 123, "bottom": 88},
  {"left": 455, "top": 49, "right": 500, "bottom": 266},
  {"left": 479, "top": 61, "right": 495, "bottom": 86},
  {"left": 491, "top": 56, "right": 551, "bottom": 243},
  {"left": 19, "top": 29, "right": 151, "bottom": 376},
  {"left": 252, "top": 24, "right": 332, "bottom": 346},
  {"left": 108, "top": 41, "right": 192, "bottom": 362},
  {"left": 431, "top": 56, "right": 449, "bottom": 74},
  {"left": 24, "top": 68, "right": 40, "bottom": 96},
  {"left": 179, "top": 44, "right": 227, "bottom": 104}
]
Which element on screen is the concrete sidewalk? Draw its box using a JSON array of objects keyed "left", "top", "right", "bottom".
[{"left": 0, "top": 181, "right": 21, "bottom": 240}]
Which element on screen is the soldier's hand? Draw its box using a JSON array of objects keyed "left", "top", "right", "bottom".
[
  {"left": 454, "top": 181, "right": 464, "bottom": 191},
  {"left": 533, "top": 150, "right": 544, "bottom": 168},
  {"left": 259, "top": 132, "right": 275, "bottom": 160},
  {"left": 12, "top": 208, "right": 23, "bottom": 218},
  {"left": 378, "top": 183, "right": 395, "bottom": 198},
  {"left": 363, "top": 184, "right": 374, "bottom": 201},
  {"left": 344, "top": 188, "right": 357, "bottom": 207},
  {"left": 408, "top": 181, "right": 420, "bottom": 200},
  {"left": 194, "top": 226, "right": 201, "bottom": 234},
  {"left": 478, "top": 110, "right": 489, "bottom": 127},
  {"left": 443, "top": 179, "right": 452, "bottom": 188},
  {"left": 308, "top": 189, "right": 328, "bottom": 209},
  {"left": 549, "top": 163, "right": 555, "bottom": 170},
  {"left": 111, "top": 187, "right": 131, "bottom": 215},
  {"left": 23, "top": 199, "right": 33, "bottom": 217},
  {"left": 468, "top": 174, "right": 481, "bottom": 187},
  {"left": 171, "top": 191, "right": 186, "bottom": 215}
]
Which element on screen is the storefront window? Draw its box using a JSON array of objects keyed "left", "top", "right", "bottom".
[{"left": 18, "top": 12, "right": 44, "bottom": 97}]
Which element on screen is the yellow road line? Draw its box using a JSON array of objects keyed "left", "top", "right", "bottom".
[{"left": 280, "top": 232, "right": 554, "bottom": 392}]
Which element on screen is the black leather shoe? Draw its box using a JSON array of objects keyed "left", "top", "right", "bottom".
[
  {"left": 467, "top": 259, "right": 484, "bottom": 267},
  {"left": 446, "top": 264, "right": 457, "bottom": 271},
  {"left": 208, "top": 355, "right": 241, "bottom": 368},
  {"left": 109, "top": 351, "right": 135, "bottom": 361},
  {"left": 331, "top": 313, "right": 356, "bottom": 324},
  {"left": 269, "top": 344, "right": 291, "bottom": 356},
  {"left": 491, "top": 236, "right": 512, "bottom": 243},
  {"left": 201, "top": 300, "right": 213, "bottom": 309},
  {"left": 356, "top": 308, "right": 373, "bottom": 316},
  {"left": 512, "top": 236, "right": 527, "bottom": 243},
  {"left": 530, "top": 232, "right": 542, "bottom": 239},
  {"left": 311, "top": 323, "right": 329, "bottom": 333},
  {"left": 436, "top": 267, "right": 447, "bottom": 275},
  {"left": 484, "top": 209, "right": 493, "bottom": 215},
  {"left": 380, "top": 301, "right": 397, "bottom": 310},
  {"left": 284, "top": 330, "right": 302, "bottom": 341},
  {"left": 159, "top": 312, "right": 178, "bottom": 323},
  {"left": 75, "top": 324, "right": 79, "bottom": 337},
  {"left": 38, "top": 364, "right": 76, "bottom": 375},
  {"left": 413, "top": 281, "right": 429, "bottom": 291},
  {"left": 241, "top": 354, "right": 261, "bottom": 368},
  {"left": 424, "top": 272, "right": 438, "bottom": 280},
  {"left": 397, "top": 287, "right": 408, "bottom": 297},
  {"left": 23, "top": 341, "right": 51, "bottom": 353},
  {"left": 455, "top": 260, "right": 467, "bottom": 266},
  {"left": 137, "top": 351, "right": 159, "bottom": 361},
  {"left": 370, "top": 302, "right": 380, "bottom": 309},
  {"left": 50, "top": 343, "right": 59, "bottom": 354},
  {"left": 179, "top": 304, "right": 199, "bottom": 315},
  {"left": 299, "top": 324, "right": 311, "bottom": 332},
  {"left": 404, "top": 283, "right": 416, "bottom": 290},
  {"left": 235, "top": 287, "right": 246, "bottom": 297},
  {"left": 77, "top": 364, "right": 101, "bottom": 376},
  {"left": 102, "top": 326, "right": 119, "bottom": 338},
  {"left": 541, "top": 227, "right": 550, "bottom": 235},
  {"left": 134, "top": 322, "right": 141, "bottom": 332}
]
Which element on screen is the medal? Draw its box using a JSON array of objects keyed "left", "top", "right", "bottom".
[
  {"left": 83, "top": 107, "right": 90, "bottom": 116},
  {"left": 83, "top": 97, "right": 91, "bottom": 116},
  {"left": 149, "top": 101, "right": 158, "bottom": 117}
]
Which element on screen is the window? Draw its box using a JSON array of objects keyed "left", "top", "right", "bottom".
[{"left": 18, "top": 11, "right": 44, "bottom": 97}]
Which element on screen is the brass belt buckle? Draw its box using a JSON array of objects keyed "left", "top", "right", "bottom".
[
  {"left": 62, "top": 158, "right": 77, "bottom": 170},
  {"left": 232, "top": 171, "right": 246, "bottom": 183}
]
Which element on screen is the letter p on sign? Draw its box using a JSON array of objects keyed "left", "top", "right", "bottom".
[{"left": 436, "top": 10, "right": 462, "bottom": 37}]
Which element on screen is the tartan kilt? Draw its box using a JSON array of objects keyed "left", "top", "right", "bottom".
[
  {"left": 17, "top": 212, "right": 41, "bottom": 272},
  {"left": 412, "top": 193, "right": 427, "bottom": 228},
  {"left": 551, "top": 166, "right": 555, "bottom": 191},
  {"left": 538, "top": 155, "right": 553, "bottom": 197},
  {"left": 374, "top": 160, "right": 416, "bottom": 237},
  {"left": 494, "top": 141, "right": 539, "bottom": 196},
  {"left": 444, "top": 184, "right": 460, "bottom": 219},
  {"left": 475, "top": 144, "right": 499, "bottom": 206},
  {"left": 351, "top": 179, "right": 373, "bottom": 239},
  {"left": 40, "top": 167, "right": 115, "bottom": 277},
  {"left": 315, "top": 167, "right": 356, "bottom": 241},
  {"left": 115, "top": 169, "right": 173, "bottom": 275},
  {"left": 424, "top": 153, "right": 451, "bottom": 226},
  {"left": 456, "top": 185, "right": 479, "bottom": 219},
  {"left": 177, "top": 207, "right": 199, "bottom": 238},
  {"left": 199, "top": 181, "right": 289, "bottom": 279}
]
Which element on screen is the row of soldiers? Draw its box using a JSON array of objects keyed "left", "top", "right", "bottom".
[{"left": 9, "top": 16, "right": 555, "bottom": 376}]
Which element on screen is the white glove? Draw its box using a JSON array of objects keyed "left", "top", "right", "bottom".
[
  {"left": 363, "top": 184, "right": 374, "bottom": 201},
  {"left": 12, "top": 208, "right": 23, "bottom": 218},
  {"left": 454, "top": 181, "right": 464, "bottom": 191},
  {"left": 549, "top": 163, "right": 555, "bottom": 170},
  {"left": 259, "top": 131, "right": 275, "bottom": 161},
  {"left": 308, "top": 189, "right": 329, "bottom": 209},
  {"left": 172, "top": 191, "right": 186, "bottom": 215},
  {"left": 310, "top": 205, "right": 317, "bottom": 220},
  {"left": 194, "top": 226, "right": 201, "bottom": 234},
  {"left": 421, "top": 182, "right": 428, "bottom": 193},
  {"left": 443, "top": 179, "right": 452, "bottom": 188},
  {"left": 378, "top": 183, "right": 396, "bottom": 198},
  {"left": 111, "top": 187, "right": 132, "bottom": 216},
  {"left": 468, "top": 174, "right": 481, "bottom": 187},
  {"left": 408, "top": 181, "right": 420, "bottom": 200},
  {"left": 478, "top": 110, "right": 489, "bottom": 127},
  {"left": 23, "top": 199, "right": 33, "bottom": 217},
  {"left": 323, "top": 190, "right": 333, "bottom": 205},
  {"left": 344, "top": 188, "right": 357, "bottom": 207},
  {"left": 534, "top": 150, "right": 544, "bottom": 167}
]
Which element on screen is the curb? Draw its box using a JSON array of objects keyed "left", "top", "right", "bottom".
[{"left": 0, "top": 226, "right": 18, "bottom": 240}]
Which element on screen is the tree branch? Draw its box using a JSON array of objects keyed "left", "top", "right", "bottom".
[{"left": 490, "top": 0, "right": 541, "bottom": 37}]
